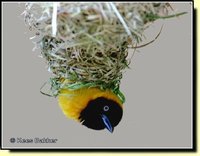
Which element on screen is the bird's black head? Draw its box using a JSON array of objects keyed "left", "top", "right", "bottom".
[{"left": 79, "top": 97, "right": 123, "bottom": 132}]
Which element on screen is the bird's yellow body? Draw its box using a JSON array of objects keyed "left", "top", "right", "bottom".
[{"left": 58, "top": 87, "right": 122, "bottom": 122}]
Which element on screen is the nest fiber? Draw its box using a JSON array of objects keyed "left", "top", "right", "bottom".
[{"left": 23, "top": 2, "right": 186, "bottom": 100}]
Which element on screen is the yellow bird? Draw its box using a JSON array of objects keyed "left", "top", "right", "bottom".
[{"left": 58, "top": 87, "right": 123, "bottom": 132}]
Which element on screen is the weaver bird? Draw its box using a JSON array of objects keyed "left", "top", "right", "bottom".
[{"left": 58, "top": 87, "right": 123, "bottom": 133}]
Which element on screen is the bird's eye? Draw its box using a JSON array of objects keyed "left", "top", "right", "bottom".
[{"left": 103, "top": 105, "right": 109, "bottom": 111}]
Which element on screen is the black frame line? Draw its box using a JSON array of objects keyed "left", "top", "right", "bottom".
[{"left": 1, "top": 0, "right": 196, "bottom": 152}]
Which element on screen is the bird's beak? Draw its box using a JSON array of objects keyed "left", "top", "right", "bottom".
[{"left": 101, "top": 114, "right": 113, "bottom": 133}]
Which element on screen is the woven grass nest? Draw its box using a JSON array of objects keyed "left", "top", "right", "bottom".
[{"left": 23, "top": 2, "right": 186, "bottom": 101}]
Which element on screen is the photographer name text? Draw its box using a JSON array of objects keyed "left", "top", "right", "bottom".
[{"left": 10, "top": 137, "right": 58, "bottom": 144}]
